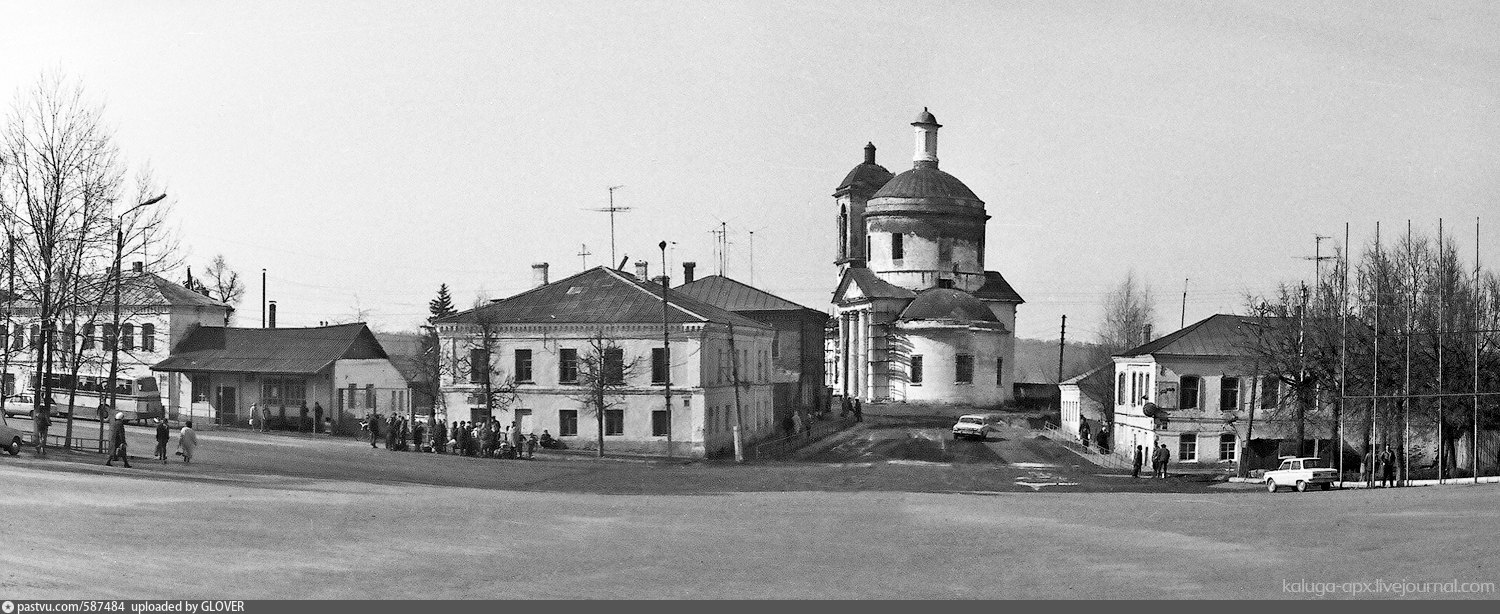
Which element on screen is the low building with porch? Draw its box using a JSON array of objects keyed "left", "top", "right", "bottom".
[{"left": 151, "top": 323, "right": 414, "bottom": 431}]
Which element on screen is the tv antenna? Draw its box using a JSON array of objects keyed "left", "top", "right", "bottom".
[
  {"left": 1298, "top": 234, "right": 1336, "bottom": 308},
  {"left": 587, "top": 185, "right": 631, "bottom": 266},
  {"left": 577, "top": 243, "right": 593, "bottom": 270}
]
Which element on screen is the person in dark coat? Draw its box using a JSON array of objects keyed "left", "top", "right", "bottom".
[
  {"left": 105, "top": 412, "right": 132, "bottom": 468},
  {"left": 539, "top": 430, "right": 555, "bottom": 449},
  {"left": 525, "top": 433, "right": 537, "bottom": 459},
  {"left": 313, "top": 403, "right": 324, "bottom": 433},
  {"left": 852, "top": 399, "right": 863, "bottom": 423},
  {"left": 299, "top": 403, "right": 310, "bottom": 433},
  {"left": 367, "top": 413, "right": 381, "bottom": 448},
  {"left": 154, "top": 418, "right": 171, "bottom": 463},
  {"left": 1151, "top": 443, "right": 1166, "bottom": 478},
  {"left": 1131, "top": 445, "right": 1144, "bottom": 478},
  {"left": 1379, "top": 445, "right": 1396, "bottom": 488},
  {"left": 1079, "top": 422, "right": 1091, "bottom": 448},
  {"left": 412, "top": 420, "right": 425, "bottom": 452}
]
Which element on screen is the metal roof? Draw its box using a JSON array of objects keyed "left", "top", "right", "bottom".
[
  {"left": 152, "top": 323, "right": 387, "bottom": 375},
  {"left": 833, "top": 267, "right": 917, "bottom": 303},
  {"left": 974, "top": 271, "right": 1025, "bottom": 304},
  {"left": 898, "top": 288, "right": 998, "bottom": 323},
  {"left": 436, "top": 267, "right": 770, "bottom": 330},
  {"left": 674, "top": 275, "right": 818, "bottom": 314},
  {"left": 871, "top": 166, "right": 981, "bottom": 203},
  {"left": 1116, "top": 314, "right": 1290, "bottom": 358}
]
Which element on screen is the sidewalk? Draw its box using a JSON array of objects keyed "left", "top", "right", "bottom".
[{"left": 1228, "top": 475, "right": 1500, "bottom": 488}]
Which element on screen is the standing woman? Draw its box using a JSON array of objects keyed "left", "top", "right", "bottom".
[{"left": 178, "top": 421, "right": 198, "bottom": 464}]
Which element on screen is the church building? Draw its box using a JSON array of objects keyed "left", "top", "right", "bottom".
[{"left": 829, "top": 109, "right": 1024, "bottom": 406}]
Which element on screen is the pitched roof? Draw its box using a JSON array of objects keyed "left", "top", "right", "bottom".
[
  {"left": 152, "top": 323, "right": 388, "bottom": 375},
  {"left": 898, "top": 288, "right": 998, "bottom": 323},
  {"left": 122, "top": 273, "right": 227, "bottom": 308},
  {"left": 436, "top": 267, "right": 770, "bottom": 329},
  {"left": 974, "top": 271, "right": 1025, "bottom": 304},
  {"left": 1117, "top": 314, "right": 1289, "bottom": 358},
  {"left": 833, "top": 267, "right": 917, "bottom": 303},
  {"left": 674, "top": 275, "right": 817, "bottom": 313}
]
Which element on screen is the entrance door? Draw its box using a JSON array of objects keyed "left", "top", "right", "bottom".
[
  {"left": 216, "top": 386, "right": 237, "bottom": 425},
  {"left": 518, "top": 409, "right": 534, "bottom": 434}
]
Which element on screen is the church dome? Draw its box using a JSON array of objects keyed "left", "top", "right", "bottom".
[
  {"left": 871, "top": 166, "right": 980, "bottom": 203},
  {"left": 837, "top": 142, "right": 894, "bottom": 192},
  {"left": 898, "top": 288, "right": 998, "bottom": 323}
]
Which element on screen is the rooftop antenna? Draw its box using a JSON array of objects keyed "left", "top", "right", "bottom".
[
  {"left": 1298, "top": 234, "right": 1336, "bottom": 310},
  {"left": 709, "top": 221, "right": 730, "bottom": 276},
  {"left": 577, "top": 243, "right": 593, "bottom": 270},
  {"left": 588, "top": 185, "right": 631, "bottom": 267}
]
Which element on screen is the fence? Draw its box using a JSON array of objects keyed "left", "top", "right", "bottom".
[
  {"left": 751, "top": 414, "right": 856, "bottom": 460},
  {"left": 1039, "top": 421, "right": 1135, "bottom": 470}
]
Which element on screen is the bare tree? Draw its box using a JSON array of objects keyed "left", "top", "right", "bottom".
[
  {"left": 1098, "top": 270, "right": 1157, "bottom": 354},
  {"left": 566, "top": 330, "right": 640, "bottom": 457},
  {"left": 202, "top": 253, "right": 244, "bottom": 307}
]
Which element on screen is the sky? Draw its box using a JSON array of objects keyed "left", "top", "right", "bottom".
[{"left": 3, "top": 0, "right": 1497, "bottom": 341}]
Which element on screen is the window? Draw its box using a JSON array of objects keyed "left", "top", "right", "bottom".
[
  {"left": 32, "top": 324, "right": 43, "bottom": 349},
  {"left": 81, "top": 324, "right": 94, "bottom": 350},
  {"left": 468, "top": 348, "right": 489, "bottom": 384},
  {"left": 1117, "top": 373, "right": 1127, "bottom": 405},
  {"left": 938, "top": 237, "right": 952, "bottom": 263},
  {"left": 1180, "top": 376, "right": 1201, "bottom": 410},
  {"left": 191, "top": 375, "right": 211, "bottom": 403},
  {"left": 261, "top": 378, "right": 307, "bottom": 407},
  {"left": 604, "top": 348, "right": 625, "bottom": 385},
  {"left": 1219, "top": 376, "right": 1239, "bottom": 411},
  {"left": 771, "top": 331, "right": 780, "bottom": 359},
  {"left": 910, "top": 355, "right": 924, "bottom": 384},
  {"left": 514, "top": 349, "right": 533, "bottom": 383},
  {"left": 140, "top": 324, "right": 155, "bottom": 352},
  {"left": 955, "top": 354, "right": 974, "bottom": 383},
  {"left": 559, "top": 348, "right": 579, "bottom": 383},
  {"left": 838, "top": 208, "right": 848, "bottom": 258},
  {"left": 1179, "top": 433, "right": 1198, "bottom": 461},
  {"left": 651, "top": 347, "right": 668, "bottom": 384},
  {"left": 62, "top": 322, "right": 75, "bottom": 354},
  {"left": 121, "top": 324, "right": 135, "bottom": 351},
  {"left": 1219, "top": 433, "right": 1237, "bottom": 461},
  {"left": 1130, "top": 373, "right": 1139, "bottom": 406},
  {"left": 559, "top": 410, "right": 578, "bottom": 436},
  {"left": 652, "top": 410, "right": 670, "bottom": 436},
  {"left": 365, "top": 384, "right": 376, "bottom": 410},
  {"left": 1260, "top": 375, "right": 1278, "bottom": 409},
  {"left": 891, "top": 233, "right": 904, "bottom": 260},
  {"left": 604, "top": 409, "right": 624, "bottom": 436}
]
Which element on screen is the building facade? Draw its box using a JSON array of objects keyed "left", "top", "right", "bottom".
[
  {"left": 434, "top": 266, "right": 776, "bottom": 458},
  {"left": 828, "top": 109, "right": 1024, "bottom": 407}
]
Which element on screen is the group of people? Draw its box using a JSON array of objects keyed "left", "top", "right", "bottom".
[
  {"left": 1363, "top": 445, "right": 1400, "bottom": 487},
  {"left": 1079, "top": 422, "right": 1112, "bottom": 454},
  {"left": 1130, "top": 443, "right": 1172, "bottom": 479},
  {"left": 361, "top": 413, "right": 558, "bottom": 460},
  {"left": 104, "top": 412, "right": 197, "bottom": 468},
  {"left": 247, "top": 402, "right": 330, "bottom": 434}
]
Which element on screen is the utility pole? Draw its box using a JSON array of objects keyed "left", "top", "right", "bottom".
[
  {"left": 261, "top": 268, "right": 267, "bottom": 328},
  {"left": 728, "top": 321, "right": 745, "bottom": 462},
  {"left": 105, "top": 194, "right": 165, "bottom": 446},
  {"left": 1300, "top": 235, "right": 1336, "bottom": 311},
  {"left": 1180, "top": 278, "right": 1187, "bottom": 329},
  {"left": 1296, "top": 282, "right": 1308, "bottom": 456},
  {"left": 1057, "top": 315, "right": 1066, "bottom": 383},
  {"left": 749, "top": 230, "right": 756, "bottom": 286},
  {"left": 589, "top": 186, "right": 630, "bottom": 267},
  {"left": 659, "top": 242, "right": 674, "bottom": 459}
]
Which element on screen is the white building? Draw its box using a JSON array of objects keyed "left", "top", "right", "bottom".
[
  {"left": 828, "top": 109, "right": 1024, "bottom": 407},
  {"left": 434, "top": 265, "right": 776, "bottom": 458}
]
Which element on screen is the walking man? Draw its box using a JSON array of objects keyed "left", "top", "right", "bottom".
[
  {"left": 1379, "top": 444, "right": 1396, "bottom": 488},
  {"left": 368, "top": 413, "right": 381, "bottom": 448},
  {"left": 155, "top": 418, "right": 171, "bottom": 463},
  {"left": 105, "top": 412, "right": 131, "bottom": 468},
  {"left": 178, "top": 421, "right": 198, "bottom": 464},
  {"left": 1131, "top": 444, "right": 1143, "bottom": 478},
  {"left": 1158, "top": 443, "right": 1172, "bottom": 478},
  {"left": 1150, "top": 443, "right": 1165, "bottom": 478},
  {"left": 34, "top": 397, "right": 51, "bottom": 457}
]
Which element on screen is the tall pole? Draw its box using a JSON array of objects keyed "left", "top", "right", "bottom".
[
  {"left": 1437, "top": 218, "right": 1445, "bottom": 483},
  {"left": 1403, "top": 220, "right": 1413, "bottom": 486},
  {"left": 659, "top": 241, "right": 673, "bottom": 459},
  {"left": 728, "top": 321, "right": 744, "bottom": 462},
  {"left": 608, "top": 185, "right": 621, "bottom": 266},
  {"left": 1297, "top": 282, "right": 1308, "bottom": 455},
  {"left": 105, "top": 225, "right": 124, "bottom": 440},
  {"left": 749, "top": 231, "right": 755, "bottom": 286},
  {"left": 1474, "top": 217, "right": 1481, "bottom": 484},
  {"left": 1057, "top": 315, "right": 1066, "bottom": 383},
  {"left": 1371, "top": 222, "right": 1381, "bottom": 485},
  {"left": 1338, "top": 222, "right": 1349, "bottom": 482},
  {"left": 261, "top": 268, "right": 267, "bottom": 328},
  {"left": 1180, "top": 278, "right": 1188, "bottom": 329}
]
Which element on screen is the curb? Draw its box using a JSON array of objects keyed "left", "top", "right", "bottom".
[{"left": 1228, "top": 475, "right": 1500, "bottom": 488}]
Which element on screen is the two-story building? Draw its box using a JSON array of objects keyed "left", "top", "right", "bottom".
[
  {"left": 673, "top": 266, "right": 829, "bottom": 432},
  {"left": 1110, "top": 314, "right": 1329, "bottom": 471},
  {"left": 433, "top": 265, "right": 776, "bottom": 458}
]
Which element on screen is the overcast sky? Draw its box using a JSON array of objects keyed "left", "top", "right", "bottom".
[{"left": 3, "top": 0, "right": 1496, "bottom": 340}]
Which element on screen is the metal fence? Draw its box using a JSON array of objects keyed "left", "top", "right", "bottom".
[
  {"left": 750, "top": 414, "right": 856, "bottom": 460},
  {"left": 1039, "top": 421, "right": 1134, "bottom": 470}
]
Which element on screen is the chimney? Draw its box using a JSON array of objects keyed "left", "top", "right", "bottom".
[
  {"left": 864, "top": 142, "right": 877, "bottom": 164},
  {"left": 268, "top": 301, "right": 277, "bottom": 329},
  {"left": 531, "top": 262, "right": 550, "bottom": 288},
  {"left": 683, "top": 261, "right": 696, "bottom": 284},
  {"left": 131, "top": 261, "right": 143, "bottom": 273},
  {"left": 911, "top": 107, "right": 941, "bottom": 167},
  {"left": 1142, "top": 324, "right": 1153, "bottom": 343},
  {"left": 634, "top": 260, "right": 649, "bottom": 280}
]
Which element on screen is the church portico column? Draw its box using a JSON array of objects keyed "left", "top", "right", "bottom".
[
  {"left": 837, "top": 312, "right": 849, "bottom": 397},
  {"left": 860, "top": 309, "right": 872, "bottom": 401}
]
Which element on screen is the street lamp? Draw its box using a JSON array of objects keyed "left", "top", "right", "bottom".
[{"left": 95, "top": 194, "right": 166, "bottom": 447}]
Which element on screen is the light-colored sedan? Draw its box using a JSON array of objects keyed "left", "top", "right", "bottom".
[
  {"left": 1264, "top": 456, "right": 1338, "bottom": 492},
  {"left": 0, "top": 411, "right": 28, "bottom": 456},
  {"left": 951, "top": 414, "right": 995, "bottom": 441}
]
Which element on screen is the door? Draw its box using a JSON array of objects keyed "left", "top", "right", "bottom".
[
  {"left": 518, "top": 409, "right": 534, "bottom": 434},
  {"left": 216, "top": 386, "right": 237, "bottom": 425}
]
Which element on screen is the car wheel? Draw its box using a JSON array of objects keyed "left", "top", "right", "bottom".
[
  {"left": 1320, "top": 483, "right": 1331, "bottom": 491},
  {"left": 1265, "top": 479, "right": 1277, "bottom": 493},
  {"left": 1295, "top": 480, "right": 1308, "bottom": 492},
  {"left": 7, "top": 437, "right": 20, "bottom": 456}
]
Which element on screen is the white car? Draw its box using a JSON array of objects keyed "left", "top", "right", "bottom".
[
  {"left": 2, "top": 394, "right": 35, "bottom": 418},
  {"left": 951, "top": 414, "right": 995, "bottom": 441},
  {"left": 0, "top": 411, "right": 28, "bottom": 455},
  {"left": 1264, "top": 456, "right": 1338, "bottom": 492}
]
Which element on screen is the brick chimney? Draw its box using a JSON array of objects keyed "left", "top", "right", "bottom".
[
  {"left": 131, "top": 261, "right": 143, "bottom": 273},
  {"left": 268, "top": 301, "right": 277, "bottom": 328},
  {"left": 634, "top": 260, "right": 649, "bottom": 280},
  {"left": 531, "top": 262, "right": 550, "bottom": 288},
  {"left": 683, "top": 261, "right": 696, "bottom": 284}
]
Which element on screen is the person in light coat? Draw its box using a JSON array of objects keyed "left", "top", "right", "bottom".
[{"left": 178, "top": 421, "right": 198, "bottom": 464}]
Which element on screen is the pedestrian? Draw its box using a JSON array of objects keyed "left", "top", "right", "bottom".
[
  {"left": 299, "top": 403, "right": 310, "bottom": 433},
  {"left": 368, "top": 413, "right": 381, "bottom": 448},
  {"left": 177, "top": 420, "right": 198, "bottom": 464},
  {"left": 313, "top": 402, "right": 325, "bottom": 433},
  {"left": 1362, "top": 448, "right": 1374, "bottom": 486},
  {"left": 248, "top": 402, "right": 258, "bottom": 431},
  {"left": 105, "top": 412, "right": 132, "bottom": 468},
  {"left": 400, "top": 417, "right": 411, "bottom": 452},
  {"left": 540, "top": 430, "right": 555, "bottom": 449},
  {"left": 1159, "top": 443, "right": 1172, "bottom": 478},
  {"left": 526, "top": 433, "right": 537, "bottom": 459},
  {"left": 852, "top": 399, "right": 863, "bottom": 423},
  {"left": 1379, "top": 445, "right": 1396, "bottom": 488},
  {"left": 1096, "top": 426, "right": 1110, "bottom": 454},
  {"left": 840, "top": 395, "right": 850, "bottom": 418},
  {"left": 1079, "top": 422, "right": 1091, "bottom": 448},
  {"left": 34, "top": 397, "right": 52, "bottom": 456},
  {"left": 1132, "top": 445, "right": 1143, "bottom": 479},
  {"left": 155, "top": 418, "right": 171, "bottom": 463},
  {"left": 413, "top": 420, "right": 425, "bottom": 453},
  {"left": 1150, "top": 443, "right": 1165, "bottom": 478},
  {"left": 259, "top": 403, "right": 270, "bottom": 432}
]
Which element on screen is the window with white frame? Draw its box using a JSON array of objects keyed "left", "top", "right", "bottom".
[
  {"left": 1219, "top": 433, "right": 1237, "bottom": 461},
  {"left": 1179, "top": 433, "right": 1198, "bottom": 461}
]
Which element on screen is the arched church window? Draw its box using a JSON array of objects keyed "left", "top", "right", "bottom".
[{"left": 891, "top": 233, "right": 903, "bottom": 260}]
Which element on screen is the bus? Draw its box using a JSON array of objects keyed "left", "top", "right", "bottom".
[{"left": 30, "top": 373, "right": 165, "bottom": 424}]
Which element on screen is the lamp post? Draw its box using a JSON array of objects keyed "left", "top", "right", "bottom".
[
  {"left": 98, "top": 194, "right": 166, "bottom": 447},
  {"left": 659, "top": 241, "right": 672, "bottom": 459}
]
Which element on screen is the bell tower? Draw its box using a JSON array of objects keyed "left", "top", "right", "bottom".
[{"left": 833, "top": 142, "right": 893, "bottom": 271}]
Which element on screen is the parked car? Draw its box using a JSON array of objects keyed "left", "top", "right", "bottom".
[
  {"left": 2, "top": 394, "right": 35, "bottom": 418},
  {"left": 0, "top": 410, "right": 27, "bottom": 455},
  {"left": 951, "top": 414, "right": 995, "bottom": 441},
  {"left": 1264, "top": 456, "right": 1338, "bottom": 492}
]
